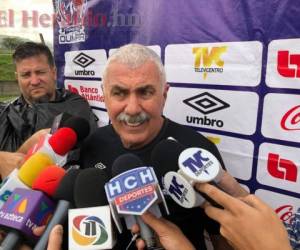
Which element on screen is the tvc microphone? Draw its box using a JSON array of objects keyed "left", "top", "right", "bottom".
[
  {"left": 68, "top": 168, "right": 116, "bottom": 250},
  {"left": 105, "top": 153, "right": 168, "bottom": 250},
  {"left": 151, "top": 139, "right": 224, "bottom": 208},
  {"left": 34, "top": 169, "right": 81, "bottom": 250},
  {"left": 0, "top": 166, "right": 66, "bottom": 249}
]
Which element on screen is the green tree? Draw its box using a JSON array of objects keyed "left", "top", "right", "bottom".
[{"left": 2, "top": 37, "right": 25, "bottom": 50}]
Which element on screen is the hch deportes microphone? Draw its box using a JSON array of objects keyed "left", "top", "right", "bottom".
[
  {"left": 69, "top": 168, "right": 116, "bottom": 250},
  {"left": 105, "top": 153, "right": 168, "bottom": 250}
]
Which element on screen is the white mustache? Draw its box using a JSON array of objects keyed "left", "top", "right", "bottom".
[{"left": 117, "top": 112, "right": 150, "bottom": 124}]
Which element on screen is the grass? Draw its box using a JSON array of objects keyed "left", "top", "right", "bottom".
[
  {"left": 0, "top": 51, "right": 15, "bottom": 81},
  {"left": 0, "top": 95, "right": 18, "bottom": 103}
]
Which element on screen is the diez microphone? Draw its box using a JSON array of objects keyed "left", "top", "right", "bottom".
[
  {"left": 105, "top": 153, "right": 169, "bottom": 250},
  {"left": 151, "top": 139, "right": 224, "bottom": 208},
  {"left": 34, "top": 169, "right": 81, "bottom": 250},
  {"left": 68, "top": 168, "right": 116, "bottom": 250}
]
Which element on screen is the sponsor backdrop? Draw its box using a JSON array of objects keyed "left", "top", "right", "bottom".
[{"left": 53, "top": 0, "right": 300, "bottom": 224}]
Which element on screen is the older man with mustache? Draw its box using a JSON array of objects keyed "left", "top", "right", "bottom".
[{"left": 79, "top": 43, "right": 247, "bottom": 250}]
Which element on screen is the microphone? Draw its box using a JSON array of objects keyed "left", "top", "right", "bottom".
[
  {"left": 151, "top": 139, "right": 224, "bottom": 208},
  {"left": 24, "top": 127, "right": 77, "bottom": 166},
  {"left": 50, "top": 112, "right": 73, "bottom": 134},
  {"left": 32, "top": 165, "right": 66, "bottom": 197},
  {"left": 68, "top": 168, "right": 116, "bottom": 249},
  {"left": 105, "top": 153, "right": 168, "bottom": 250},
  {"left": 0, "top": 187, "right": 55, "bottom": 249},
  {"left": 33, "top": 169, "right": 81, "bottom": 250},
  {"left": 0, "top": 152, "right": 55, "bottom": 209},
  {"left": 25, "top": 116, "right": 91, "bottom": 166},
  {"left": 0, "top": 166, "right": 66, "bottom": 249}
]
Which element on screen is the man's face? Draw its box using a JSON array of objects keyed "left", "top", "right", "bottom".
[
  {"left": 103, "top": 61, "right": 168, "bottom": 149},
  {"left": 15, "top": 54, "right": 56, "bottom": 104}
]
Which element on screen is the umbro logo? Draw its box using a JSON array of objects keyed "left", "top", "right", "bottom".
[
  {"left": 73, "top": 53, "right": 95, "bottom": 68},
  {"left": 94, "top": 162, "right": 107, "bottom": 170},
  {"left": 183, "top": 92, "right": 230, "bottom": 115}
]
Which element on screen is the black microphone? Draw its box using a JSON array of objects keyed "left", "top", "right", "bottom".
[
  {"left": 106, "top": 153, "right": 168, "bottom": 250},
  {"left": 69, "top": 168, "right": 116, "bottom": 249},
  {"left": 34, "top": 169, "right": 81, "bottom": 250},
  {"left": 50, "top": 112, "right": 73, "bottom": 134}
]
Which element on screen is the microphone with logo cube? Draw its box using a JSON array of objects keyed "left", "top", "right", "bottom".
[{"left": 68, "top": 168, "right": 116, "bottom": 250}]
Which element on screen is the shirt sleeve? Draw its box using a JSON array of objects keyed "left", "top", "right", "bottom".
[{"left": 285, "top": 208, "right": 300, "bottom": 249}]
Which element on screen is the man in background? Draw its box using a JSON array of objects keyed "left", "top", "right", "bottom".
[{"left": 0, "top": 42, "right": 97, "bottom": 178}]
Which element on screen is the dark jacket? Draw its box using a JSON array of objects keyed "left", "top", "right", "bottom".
[{"left": 0, "top": 89, "right": 97, "bottom": 152}]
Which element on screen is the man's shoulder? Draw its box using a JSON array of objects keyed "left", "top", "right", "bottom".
[
  {"left": 166, "top": 119, "right": 210, "bottom": 145},
  {"left": 85, "top": 124, "right": 115, "bottom": 142}
]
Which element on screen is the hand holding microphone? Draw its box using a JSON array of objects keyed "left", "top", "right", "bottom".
[
  {"left": 133, "top": 212, "right": 195, "bottom": 250},
  {"left": 151, "top": 139, "right": 225, "bottom": 208}
]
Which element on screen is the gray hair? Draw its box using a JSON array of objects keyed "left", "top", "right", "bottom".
[{"left": 102, "top": 43, "right": 166, "bottom": 87}]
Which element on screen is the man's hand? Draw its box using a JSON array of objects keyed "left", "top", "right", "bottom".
[
  {"left": 132, "top": 212, "right": 195, "bottom": 250},
  {"left": 17, "top": 128, "right": 50, "bottom": 154},
  {"left": 196, "top": 183, "right": 292, "bottom": 250},
  {"left": 217, "top": 170, "right": 249, "bottom": 197},
  {"left": 0, "top": 152, "right": 25, "bottom": 178}
]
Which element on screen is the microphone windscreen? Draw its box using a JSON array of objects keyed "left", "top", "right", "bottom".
[
  {"left": 150, "top": 139, "right": 186, "bottom": 179},
  {"left": 32, "top": 165, "right": 66, "bottom": 197},
  {"left": 74, "top": 168, "right": 109, "bottom": 208},
  {"left": 48, "top": 127, "right": 77, "bottom": 155},
  {"left": 62, "top": 116, "right": 90, "bottom": 142},
  {"left": 111, "top": 153, "right": 143, "bottom": 177},
  {"left": 18, "top": 152, "right": 54, "bottom": 187},
  {"left": 53, "top": 169, "right": 80, "bottom": 204}
]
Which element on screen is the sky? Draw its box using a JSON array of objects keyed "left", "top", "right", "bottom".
[{"left": 0, "top": 0, "right": 54, "bottom": 46}]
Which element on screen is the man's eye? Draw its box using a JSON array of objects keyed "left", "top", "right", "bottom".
[
  {"left": 36, "top": 70, "right": 47, "bottom": 75},
  {"left": 112, "top": 90, "right": 126, "bottom": 97},
  {"left": 20, "top": 73, "right": 30, "bottom": 78},
  {"left": 140, "top": 88, "right": 154, "bottom": 97}
]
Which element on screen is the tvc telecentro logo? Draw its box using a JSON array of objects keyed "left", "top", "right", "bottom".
[
  {"left": 277, "top": 50, "right": 300, "bottom": 78},
  {"left": 192, "top": 46, "right": 227, "bottom": 79},
  {"left": 72, "top": 215, "right": 108, "bottom": 246},
  {"left": 183, "top": 92, "right": 230, "bottom": 128}
]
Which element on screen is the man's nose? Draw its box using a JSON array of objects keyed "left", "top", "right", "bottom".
[
  {"left": 30, "top": 73, "right": 41, "bottom": 85},
  {"left": 124, "top": 94, "right": 142, "bottom": 115}
]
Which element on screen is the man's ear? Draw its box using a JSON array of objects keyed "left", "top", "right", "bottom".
[
  {"left": 15, "top": 72, "right": 18, "bottom": 81},
  {"left": 163, "top": 83, "right": 169, "bottom": 100},
  {"left": 52, "top": 66, "right": 57, "bottom": 81},
  {"left": 101, "top": 84, "right": 106, "bottom": 101}
]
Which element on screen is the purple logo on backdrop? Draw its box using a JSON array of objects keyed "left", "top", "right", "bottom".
[
  {"left": 55, "top": 0, "right": 87, "bottom": 44},
  {"left": 105, "top": 167, "right": 157, "bottom": 215}
]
